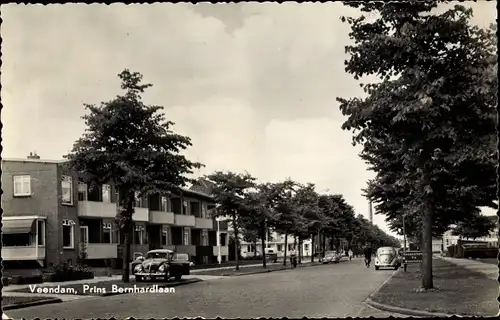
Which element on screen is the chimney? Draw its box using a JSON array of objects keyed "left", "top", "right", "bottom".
[
  {"left": 369, "top": 201, "right": 373, "bottom": 224},
  {"left": 27, "top": 152, "right": 40, "bottom": 159}
]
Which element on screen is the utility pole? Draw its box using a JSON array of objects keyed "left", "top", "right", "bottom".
[{"left": 369, "top": 201, "right": 373, "bottom": 224}]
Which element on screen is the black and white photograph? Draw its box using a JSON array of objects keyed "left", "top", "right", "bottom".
[{"left": 1, "top": 1, "right": 498, "bottom": 319}]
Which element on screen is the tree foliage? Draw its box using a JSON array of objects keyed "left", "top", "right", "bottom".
[
  {"left": 338, "top": 1, "right": 497, "bottom": 289},
  {"left": 65, "top": 69, "right": 201, "bottom": 282},
  {"left": 451, "top": 213, "right": 496, "bottom": 240},
  {"left": 205, "top": 171, "right": 257, "bottom": 270}
]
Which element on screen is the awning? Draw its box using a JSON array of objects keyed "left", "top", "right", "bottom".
[{"left": 2, "top": 219, "right": 36, "bottom": 234}]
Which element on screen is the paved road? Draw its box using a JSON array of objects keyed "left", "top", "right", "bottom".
[{"left": 6, "top": 259, "right": 404, "bottom": 318}]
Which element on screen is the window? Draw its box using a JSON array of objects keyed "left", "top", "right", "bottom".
[
  {"left": 62, "top": 219, "right": 75, "bottom": 249},
  {"left": 3, "top": 234, "right": 31, "bottom": 246},
  {"left": 277, "top": 244, "right": 283, "bottom": 252},
  {"left": 304, "top": 244, "right": 309, "bottom": 251},
  {"left": 37, "top": 220, "right": 45, "bottom": 246},
  {"left": 134, "top": 191, "right": 142, "bottom": 208},
  {"left": 134, "top": 225, "right": 144, "bottom": 245},
  {"left": 220, "top": 234, "right": 226, "bottom": 246},
  {"left": 13, "top": 175, "right": 31, "bottom": 197},
  {"left": 61, "top": 176, "right": 73, "bottom": 205},
  {"left": 161, "top": 228, "right": 169, "bottom": 246},
  {"left": 103, "top": 223, "right": 112, "bottom": 243},
  {"left": 183, "top": 228, "right": 189, "bottom": 245},
  {"left": 288, "top": 244, "right": 293, "bottom": 251},
  {"left": 161, "top": 196, "right": 168, "bottom": 212},
  {"left": 102, "top": 184, "right": 111, "bottom": 203},
  {"left": 201, "top": 205, "right": 207, "bottom": 218},
  {"left": 78, "top": 183, "right": 88, "bottom": 201}
]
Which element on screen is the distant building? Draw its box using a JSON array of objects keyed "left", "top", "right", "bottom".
[
  {"left": 240, "top": 232, "right": 313, "bottom": 258},
  {"left": 442, "top": 217, "right": 498, "bottom": 249}
]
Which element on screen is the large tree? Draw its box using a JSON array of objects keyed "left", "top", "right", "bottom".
[
  {"left": 206, "top": 171, "right": 256, "bottom": 270},
  {"left": 65, "top": 70, "right": 201, "bottom": 282},
  {"left": 338, "top": 2, "right": 497, "bottom": 289}
]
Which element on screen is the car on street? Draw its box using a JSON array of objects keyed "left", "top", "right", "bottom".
[
  {"left": 265, "top": 248, "right": 278, "bottom": 263},
  {"left": 133, "top": 249, "right": 191, "bottom": 282},
  {"left": 322, "top": 250, "right": 341, "bottom": 264},
  {"left": 374, "top": 246, "right": 400, "bottom": 270}
]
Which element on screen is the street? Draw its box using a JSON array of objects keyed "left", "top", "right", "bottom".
[{"left": 6, "top": 259, "right": 404, "bottom": 318}]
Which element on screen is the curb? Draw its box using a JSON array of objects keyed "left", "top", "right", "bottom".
[
  {"left": 226, "top": 262, "right": 323, "bottom": 276},
  {"left": 100, "top": 278, "right": 202, "bottom": 296},
  {"left": 365, "top": 298, "right": 462, "bottom": 318},
  {"left": 3, "top": 298, "right": 63, "bottom": 310}
]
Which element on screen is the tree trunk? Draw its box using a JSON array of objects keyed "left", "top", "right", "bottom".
[
  {"left": 261, "top": 223, "right": 267, "bottom": 268},
  {"left": 118, "top": 188, "right": 134, "bottom": 283},
  {"left": 232, "top": 213, "right": 240, "bottom": 271},
  {"left": 283, "top": 229, "right": 288, "bottom": 266},
  {"left": 311, "top": 233, "right": 315, "bottom": 263},
  {"left": 322, "top": 233, "right": 326, "bottom": 258},
  {"left": 421, "top": 203, "right": 434, "bottom": 289}
]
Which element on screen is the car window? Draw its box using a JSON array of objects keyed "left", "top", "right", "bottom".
[{"left": 145, "top": 252, "right": 169, "bottom": 259}]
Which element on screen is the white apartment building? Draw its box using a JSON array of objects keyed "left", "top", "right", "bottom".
[{"left": 240, "top": 231, "right": 313, "bottom": 258}]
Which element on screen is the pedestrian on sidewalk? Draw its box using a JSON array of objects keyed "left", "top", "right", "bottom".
[{"left": 348, "top": 249, "right": 353, "bottom": 261}]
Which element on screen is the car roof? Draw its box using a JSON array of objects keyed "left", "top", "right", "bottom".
[
  {"left": 377, "top": 247, "right": 395, "bottom": 251},
  {"left": 147, "top": 249, "right": 174, "bottom": 254}
]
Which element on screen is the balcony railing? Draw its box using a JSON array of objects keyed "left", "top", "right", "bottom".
[
  {"left": 212, "top": 246, "right": 229, "bottom": 256},
  {"left": 85, "top": 243, "right": 118, "bottom": 259},
  {"left": 195, "top": 217, "right": 213, "bottom": 229},
  {"left": 149, "top": 211, "right": 175, "bottom": 225},
  {"left": 78, "top": 201, "right": 116, "bottom": 219},
  {"left": 133, "top": 207, "right": 149, "bottom": 222},
  {"left": 174, "top": 214, "right": 195, "bottom": 227},
  {"left": 2, "top": 246, "right": 46, "bottom": 260}
]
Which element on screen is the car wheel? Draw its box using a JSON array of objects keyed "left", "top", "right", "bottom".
[
  {"left": 375, "top": 266, "right": 379, "bottom": 270},
  {"left": 395, "top": 266, "right": 399, "bottom": 270},
  {"left": 135, "top": 276, "right": 143, "bottom": 282},
  {"left": 164, "top": 270, "right": 170, "bottom": 282}
]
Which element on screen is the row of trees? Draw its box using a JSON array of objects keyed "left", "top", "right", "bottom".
[
  {"left": 65, "top": 69, "right": 399, "bottom": 281},
  {"left": 338, "top": 1, "right": 498, "bottom": 290},
  {"left": 206, "top": 171, "right": 400, "bottom": 270}
]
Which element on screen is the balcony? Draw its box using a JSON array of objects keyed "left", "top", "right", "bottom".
[
  {"left": 2, "top": 246, "right": 46, "bottom": 261},
  {"left": 78, "top": 201, "right": 116, "bottom": 219},
  {"left": 174, "top": 214, "right": 195, "bottom": 227},
  {"left": 149, "top": 211, "right": 175, "bottom": 225},
  {"left": 133, "top": 207, "right": 149, "bottom": 222},
  {"left": 195, "top": 217, "right": 213, "bottom": 229},
  {"left": 175, "top": 245, "right": 196, "bottom": 256},
  {"left": 85, "top": 244, "right": 118, "bottom": 259},
  {"left": 212, "top": 246, "right": 229, "bottom": 256}
]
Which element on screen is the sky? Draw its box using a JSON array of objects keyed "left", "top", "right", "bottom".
[{"left": 2, "top": 2, "right": 497, "bottom": 237}]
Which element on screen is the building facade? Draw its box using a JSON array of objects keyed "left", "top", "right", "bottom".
[
  {"left": 240, "top": 232, "right": 313, "bottom": 258},
  {"left": 1, "top": 157, "right": 228, "bottom": 269}
]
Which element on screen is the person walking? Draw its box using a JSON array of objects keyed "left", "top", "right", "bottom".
[
  {"left": 363, "top": 244, "right": 373, "bottom": 267},
  {"left": 348, "top": 249, "right": 353, "bottom": 261}
]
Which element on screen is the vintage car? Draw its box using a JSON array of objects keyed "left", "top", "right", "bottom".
[
  {"left": 133, "top": 249, "right": 191, "bottom": 282},
  {"left": 374, "top": 246, "right": 401, "bottom": 270},
  {"left": 321, "top": 250, "right": 341, "bottom": 264},
  {"left": 264, "top": 248, "right": 278, "bottom": 263}
]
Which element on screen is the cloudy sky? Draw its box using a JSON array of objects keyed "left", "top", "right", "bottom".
[{"left": 2, "top": 2, "right": 496, "bottom": 236}]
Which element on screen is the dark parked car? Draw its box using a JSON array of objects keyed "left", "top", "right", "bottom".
[{"left": 133, "top": 249, "right": 191, "bottom": 282}]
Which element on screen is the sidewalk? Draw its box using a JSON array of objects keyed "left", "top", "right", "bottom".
[
  {"left": 368, "top": 256, "right": 498, "bottom": 317},
  {"left": 436, "top": 255, "right": 498, "bottom": 280}
]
